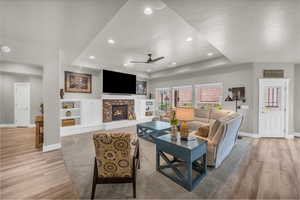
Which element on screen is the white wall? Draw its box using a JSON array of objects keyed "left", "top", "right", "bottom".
[
  {"left": 295, "top": 65, "right": 300, "bottom": 133},
  {"left": 149, "top": 63, "right": 254, "bottom": 133},
  {"left": 0, "top": 71, "right": 43, "bottom": 124}
]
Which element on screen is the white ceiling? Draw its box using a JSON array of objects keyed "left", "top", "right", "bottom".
[
  {"left": 162, "top": 0, "right": 300, "bottom": 63},
  {"left": 0, "top": 0, "right": 127, "bottom": 65},
  {"left": 1, "top": 0, "right": 299, "bottom": 75},
  {"left": 73, "top": 0, "right": 222, "bottom": 73}
]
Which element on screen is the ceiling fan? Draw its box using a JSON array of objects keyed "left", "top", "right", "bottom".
[{"left": 130, "top": 53, "right": 164, "bottom": 64}]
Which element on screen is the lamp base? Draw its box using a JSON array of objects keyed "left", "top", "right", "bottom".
[{"left": 180, "top": 121, "right": 189, "bottom": 139}]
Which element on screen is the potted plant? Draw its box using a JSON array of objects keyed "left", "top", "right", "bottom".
[{"left": 170, "top": 110, "right": 178, "bottom": 141}]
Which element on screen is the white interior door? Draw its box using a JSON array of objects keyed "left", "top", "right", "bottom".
[
  {"left": 14, "top": 83, "right": 30, "bottom": 126},
  {"left": 259, "top": 79, "right": 288, "bottom": 138}
]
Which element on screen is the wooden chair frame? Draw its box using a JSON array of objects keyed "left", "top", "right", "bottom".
[{"left": 91, "top": 140, "right": 140, "bottom": 199}]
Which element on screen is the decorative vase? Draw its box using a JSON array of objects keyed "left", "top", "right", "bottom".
[
  {"left": 60, "top": 89, "right": 64, "bottom": 99},
  {"left": 66, "top": 111, "right": 71, "bottom": 117},
  {"left": 171, "top": 125, "right": 177, "bottom": 141}
]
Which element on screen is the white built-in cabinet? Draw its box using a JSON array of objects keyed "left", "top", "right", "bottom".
[
  {"left": 60, "top": 99, "right": 102, "bottom": 136},
  {"left": 60, "top": 98, "right": 155, "bottom": 136},
  {"left": 135, "top": 99, "right": 155, "bottom": 122}
]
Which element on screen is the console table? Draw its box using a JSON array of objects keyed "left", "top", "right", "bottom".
[{"left": 155, "top": 134, "right": 207, "bottom": 191}]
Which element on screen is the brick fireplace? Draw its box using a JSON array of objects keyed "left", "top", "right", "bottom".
[{"left": 103, "top": 99, "right": 135, "bottom": 122}]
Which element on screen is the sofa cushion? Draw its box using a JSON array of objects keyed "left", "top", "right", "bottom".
[
  {"left": 187, "top": 120, "right": 209, "bottom": 131},
  {"left": 195, "top": 109, "right": 210, "bottom": 120},
  {"left": 209, "top": 109, "right": 232, "bottom": 120}
]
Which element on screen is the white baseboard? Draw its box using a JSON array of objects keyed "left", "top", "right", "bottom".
[
  {"left": 293, "top": 132, "right": 300, "bottom": 137},
  {"left": 285, "top": 135, "right": 294, "bottom": 139},
  {"left": 0, "top": 124, "right": 35, "bottom": 128},
  {"left": 239, "top": 132, "right": 259, "bottom": 138},
  {"left": 239, "top": 131, "right": 296, "bottom": 139},
  {"left": 60, "top": 124, "right": 103, "bottom": 137},
  {"left": 43, "top": 143, "right": 61, "bottom": 152}
]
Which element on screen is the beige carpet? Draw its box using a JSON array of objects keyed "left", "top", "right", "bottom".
[{"left": 61, "top": 126, "right": 252, "bottom": 199}]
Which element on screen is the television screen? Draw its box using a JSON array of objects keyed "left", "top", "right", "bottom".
[{"left": 103, "top": 70, "right": 136, "bottom": 94}]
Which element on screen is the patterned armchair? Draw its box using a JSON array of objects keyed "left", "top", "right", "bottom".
[{"left": 91, "top": 132, "right": 140, "bottom": 199}]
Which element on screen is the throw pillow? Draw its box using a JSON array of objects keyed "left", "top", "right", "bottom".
[{"left": 196, "top": 126, "right": 210, "bottom": 138}]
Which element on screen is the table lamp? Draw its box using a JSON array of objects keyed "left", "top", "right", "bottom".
[{"left": 176, "top": 107, "right": 194, "bottom": 140}]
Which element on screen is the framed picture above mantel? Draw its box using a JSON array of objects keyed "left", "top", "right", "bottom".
[{"left": 65, "top": 71, "right": 92, "bottom": 93}]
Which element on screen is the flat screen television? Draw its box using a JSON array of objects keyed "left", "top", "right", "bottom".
[{"left": 103, "top": 70, "right": 136, "bottom": 94}]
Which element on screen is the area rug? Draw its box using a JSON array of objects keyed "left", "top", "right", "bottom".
[{"left": 61, "top": 126, "right": 252, "bottom": 199}]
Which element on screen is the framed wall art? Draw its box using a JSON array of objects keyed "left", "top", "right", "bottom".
[
  {"left": 65, "top": 71, "right": 92, "bottom": 93},
  {"left": 136, "top": 80, "right": 147, "bottom": 95}
]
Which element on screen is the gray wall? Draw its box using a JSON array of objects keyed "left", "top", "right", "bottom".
[
  {"left": 149, "top": 63, "right": 254, "bottom": 133},
  {"left": 0, "top": 72, "right": 43, "bottom": 124},
  {"left": 295, "top": 65, "right": 300, "bottom": 132},
  {"left": 252, "top": 63, "right": 295, "bottom": 134},
  {"left": 0, "top": 73, "right": 3, "bottom": 123},
  {"left": 60, "top": 66, "right": 102, "bottom": 99},
  {"left": 149, "top": 63, "right": 298, "bottom": 134}
]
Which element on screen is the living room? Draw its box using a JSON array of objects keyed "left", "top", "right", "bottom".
[{"left": 1, "top": 0, "right": 300, "bottom": 199}]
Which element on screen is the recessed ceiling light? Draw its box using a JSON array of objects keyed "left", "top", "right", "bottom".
[
  {"left": 185, "top": 37, "right": 193, "bottom": 42},
  {"left": 207, "top": 52, "right": 213, "bottom": 56},
  {"left": 107, "top": 39, "right": 115, "bottom": 44},
  {"left": 144, "top": 7, "right": 153, "bottom": 15},
  {"left": 171, "top": 62, "right": 176, "bottom": 65},
  {"left": 147, "top": 69, "right": 152, "bottom": 72},
  {"left": 89, "top": 55, "right": 95, "bottom": 60},
  {"left": 1, "top": 45, "right": 11, "bottom": 53},
  {"left": 123, "top": 63, "right": 128, "bottom": 67}
]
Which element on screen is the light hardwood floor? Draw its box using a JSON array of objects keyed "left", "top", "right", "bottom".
[
  {"left": 1, "top": 127, "right": 299, "bottom": 199},
  {"left": 215, "top": 137, "right": 300, "bottom": 199},
  {"left": 0, "top": 127, "right": 78, "bottom": 199}
]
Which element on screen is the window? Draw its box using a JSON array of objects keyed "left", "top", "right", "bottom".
[
  {"left": 195, "top": 83, "right": 223, "bottom": 108},
  {"left": 155, "top": 88, "right": 172, "bottom": 112},
  {"left": 172, "top": 86, "right": 193, "bottom": 107}
]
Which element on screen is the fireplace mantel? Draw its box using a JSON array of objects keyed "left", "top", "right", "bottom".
[{"left": 101, "top": 94, "right": 146, "bottom": 100}]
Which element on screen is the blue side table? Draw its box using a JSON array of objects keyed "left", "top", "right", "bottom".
[
  {"left": 137, "top": 121, "right": 171, "bottom": 142},
  {"left": 155, "top": 134, "right": 208, "bottom": 191}
]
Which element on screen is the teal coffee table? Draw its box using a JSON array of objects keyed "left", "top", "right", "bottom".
[
  {"left": 155, "top": 134, "right": 208, "bottom": 191},
  {"left": 137, "top": 121, "right": 171, "bottom": 142}
]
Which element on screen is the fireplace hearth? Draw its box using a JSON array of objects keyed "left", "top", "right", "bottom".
[{"left": 112, "top": 105, "right": 128, "bottom": 121}]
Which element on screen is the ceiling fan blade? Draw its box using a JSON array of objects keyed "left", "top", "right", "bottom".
[
  {"left": 130, "top": 61, "right": 147, "bottom": 64},
  {"left": 150, "top": 56, "right": 165, "bottom": 63}
]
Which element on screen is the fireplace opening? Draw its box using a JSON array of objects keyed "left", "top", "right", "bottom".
[{"left": 112, "top": 105, "right": 128, "bottom": 121}]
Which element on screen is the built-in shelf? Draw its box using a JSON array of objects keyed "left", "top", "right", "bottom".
[
  {"left": 61, "top": 115, "right": 81, "bottom": 120},
  {"left": 61, "top": 108, "right": 80, "bottom": 111}
]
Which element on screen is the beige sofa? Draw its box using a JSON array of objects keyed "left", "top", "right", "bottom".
[{"left": 154, "top": 109, "right": 243, "bottom": 168}]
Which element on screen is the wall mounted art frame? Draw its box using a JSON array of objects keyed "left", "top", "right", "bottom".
[{"left": 65, "top": 71, "right": 92, "bottom": 93}]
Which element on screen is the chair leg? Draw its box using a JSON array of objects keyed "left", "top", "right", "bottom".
[
  {"left": 138, "top": 159, "right": 141, "bottom": 169},
  {"left": 133, "top": 179, "right": 136, "bottom": 198},
  {"left": 91, "top": 179, "right": 96, "bottom": 200},
  {"left": 91, "top": 158, "right": 97, "bottom": 200}
]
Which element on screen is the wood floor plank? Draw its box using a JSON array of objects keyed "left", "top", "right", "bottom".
[{"left": 0, "top": 127, "right": 78, "bottom": 199}]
